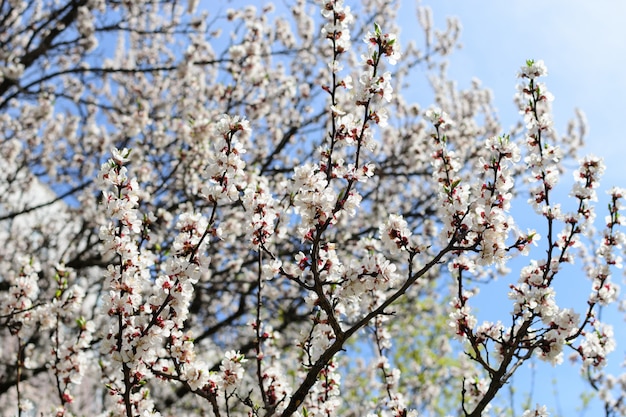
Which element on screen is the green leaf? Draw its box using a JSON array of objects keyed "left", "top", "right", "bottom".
[
  {"left": 76, "top": 316, "right": 86, "bottom": 329},
  {"left": 374, "top": 22, "right": 381, "bottom": 36}
]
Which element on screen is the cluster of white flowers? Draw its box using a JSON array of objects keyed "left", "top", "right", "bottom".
[
  {"left": 579, "top": 323, "right": 616, "bottom": 368},
  {"left": 536, "top": 308, "right": 581, "bottom": 365},
  {"left": 462, "top": 376, "right": 491, "bottom": 414},
  {"left": 364, "top": 23, "right": 402, "bottom": 65},
  {"left": 225, "top": 7, "right": 271, "bottom": 85},
  {"left": 76, "top": 6, "right": 98, "bottom": 52},
  {"left": 47, "top": 268, "right": 95, "bottom": 411},
  {"left": 320, "top": 0, "right": 354, "bottom": 55},
  {"left": 449, "top": 289, "right": 478, "bottom": 340},
  {"left": 354, "top": 23, "right": 399, "bottom": 110},
  {"left": 96, "top": 149, "right": 221, "bottom": 415},
  {"left": 332, "top": 111, "right": 360, "bottom": 146},
  {"left": 505, "top": 261, "right": 582, "bottom": 364},
  {"left": 242, "top": 176, "right": 279, "bottom": 247},
  {"left": 424, "top": 107, "right": 454, "bottom": 130},
  {"left": 259, "top": 362, "right": 292, "bottom": 410},
  {"left": 431, "top": 139, "right": 471, "bottom": 243},
  {"left": 321, "top": 21, "right": 400, "bottom": 180},
  {"left": 0, "top": 236, "right": 94, "bottom": 412},
  {"left": 355, "top": 71, "right": 394, "bottom": 106},
  {"left": 509, "top": 260, "right": 553, "bottom": 315},
  {"left": 587, "top": 187, "right": 626, "bottom": 307},
  {"left": 201, "top": 115, "right": 250, "bottom": 203},
  {"left": 571, "top": 155, "right": 604, "bottom": 204},
  {"left": 298, "top": 361, "right": 342, "bottom": 416},
  {"left": 472, "top": 320, "right": 509, "bottom": 364},
  {"left": 220, "top": 350, "right": 248, "bottom": 389},
  {"left": 171, "top": 212, "right": 211, "bottom": 263},
  {"left": 291, "top": 163, "right": 336, "bottom": 239},
  {"left": 0, "top": 255, "right": 41, "bottom": 324},
  {"left": 297, "top": 298, "right": 339, "bottom": 363},
  {"left": 516, "top": 60, "right": 561, "bottom": 214},
  {"left": 97, "top": 148, "right": 162, "bottom": 415},
  {"left": 339, "top": 251, "right": 401, "bottom": 310},
  {"left": 293, "top": 158, "right": 365, "bottom": 230},
  {"left": 368, "top": 315, "right": 418, "bottom": 417},
  {"left": 379, "top": 214, "right": 412, "bottom": 254},
  {"left": 517, "top": 59, "right": 548, "bottom": 80},
  {"left": 0, "top": 58, "right": 25, "bottom": 81},
  {"left": 471, "top": 135, "right": 519, "bottom": 265},
  {"left": 521, "top": 404, "right": 550, "bottom": 417}
]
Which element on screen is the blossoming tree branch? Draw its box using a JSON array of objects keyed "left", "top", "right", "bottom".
[{"left": 0, "top": 0, "right": 624, "bottom": 416}]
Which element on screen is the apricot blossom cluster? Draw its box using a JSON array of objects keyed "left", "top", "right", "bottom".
[{"left": 437, "top": 60, "right": 625, "bottom": 416}]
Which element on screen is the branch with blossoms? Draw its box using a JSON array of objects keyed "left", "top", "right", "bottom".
[
  {"left": 96, "top": 109, "right": 264, "bottom": 415},
  {"left": 275, "top": 2, "right": 408, "bottom": 413},
  {"left": 171, "top": 4, "right": 458, "bottom": 416},
  {"left": 0, "top": 255, "right": 44, "bottom": 417},
  {"left": 574, "top": 186, "right": 625, "bottom": 416},
  {"left": 435, "top": 60, "right": 625, "bottom": 417}
]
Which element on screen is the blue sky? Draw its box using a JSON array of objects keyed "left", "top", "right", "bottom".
[{"left": 394, "top": 1, "right": 625, "bottom": 415}]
